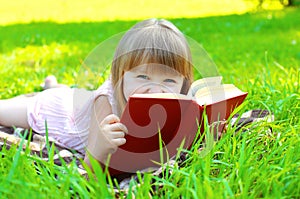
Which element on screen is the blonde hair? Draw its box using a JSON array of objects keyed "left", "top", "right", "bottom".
[{"left": 111, "top": 18, "right": 193, "bottom": 116}]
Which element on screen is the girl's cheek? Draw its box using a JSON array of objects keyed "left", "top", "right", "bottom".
[
  {"left": 162, "top": 83, "right": 182, "bottom": 93},
  {"left": 123, "top": 86, "right": 143, "bottom": 99},
  {"left": 129, "top": 86, "right": 146, "bottom": 94}
]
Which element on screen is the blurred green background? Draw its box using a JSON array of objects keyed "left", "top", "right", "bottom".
[{"left": 0, "top": 0, "right": 277, "bottom": 24}]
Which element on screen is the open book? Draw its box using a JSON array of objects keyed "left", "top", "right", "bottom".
[{"left": 108, "top": 76, "right": 248, "bottom": 176}]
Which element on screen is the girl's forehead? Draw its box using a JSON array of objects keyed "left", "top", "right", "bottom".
[{"left": 130, "top": 64, "right": 182, "bottom": 76}]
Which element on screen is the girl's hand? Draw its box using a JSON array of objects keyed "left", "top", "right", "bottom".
[{"left": 87, "top": 114, "right": 127, "bottom": 164}]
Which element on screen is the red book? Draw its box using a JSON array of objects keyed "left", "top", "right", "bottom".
[{"left": 108, "top": 77, "right": 248, "bottom": 176}]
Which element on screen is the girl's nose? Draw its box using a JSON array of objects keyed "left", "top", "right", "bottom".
[{"left": 147, "top": 84, "right": 165, "bottom": 93}]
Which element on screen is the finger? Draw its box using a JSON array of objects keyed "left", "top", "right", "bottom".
[
  {"left": 112, "top": 138, "right": 126, "bottom": 146},
  {"left": 109, "top": 131, "right": 125, "bottom": 139},
  {"left": 110, "top": 122, "right": 128, "bottom": 133},
  {"left": 101, "top": 114, "right": 120, "bottom": 125}
]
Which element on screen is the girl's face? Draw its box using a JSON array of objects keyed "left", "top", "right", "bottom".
[{"left": 122, "top": 64, "right": 184, "bottom": 100}]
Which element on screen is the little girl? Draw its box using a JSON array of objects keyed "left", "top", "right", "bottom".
[{"left": 0, "top": 18, "right": 194, "bottom": 168}]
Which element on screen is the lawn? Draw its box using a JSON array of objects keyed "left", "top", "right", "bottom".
[{"left": 0, "top": 0, "right": 299, "bottom": 198}]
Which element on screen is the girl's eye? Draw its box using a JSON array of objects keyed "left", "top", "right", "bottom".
[
  {"left": 164, "top": 79, "right": 176, "bottom": 83},
  {"left": 137, "top": 75, "right": 149, "bottom": 80}
]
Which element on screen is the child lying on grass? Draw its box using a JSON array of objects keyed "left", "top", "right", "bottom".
[{"left": 0, "top": 18, "right": 193, "bottom": 174}]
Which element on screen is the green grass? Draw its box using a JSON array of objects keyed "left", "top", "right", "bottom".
[{"left": 0, "top": 2, "right": 300, "bottom": 199}]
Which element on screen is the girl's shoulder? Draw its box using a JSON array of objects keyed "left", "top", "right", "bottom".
[
  {"left": 93, "top": 79, "right": 114, "bottom": 97},
  {"left": 93, "top": 79, "right": 117, "bottom": 114}
]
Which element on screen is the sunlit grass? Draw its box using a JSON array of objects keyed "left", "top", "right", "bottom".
[{"left": 0, "top": 0, "right": 285, "bottom": 25}]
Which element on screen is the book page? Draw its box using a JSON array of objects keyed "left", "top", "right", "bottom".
[
  {"left": 195, "top": 84, "right": 246, "bottom": 105},
  {"left": 188, "top": 76, "right": 223, "bottom": 97}
]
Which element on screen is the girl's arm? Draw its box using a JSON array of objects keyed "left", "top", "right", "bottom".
[{"left": 84, "top": 95, "right": 127, "bottom": 168}]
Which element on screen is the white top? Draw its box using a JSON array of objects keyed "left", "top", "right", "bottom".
[{"left": 27, "top": 79, "right": 116, "bottom": 154}]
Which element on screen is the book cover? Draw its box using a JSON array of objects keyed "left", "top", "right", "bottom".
[{"left": 108, "top": 78, "right": 248, "bottom": 176}]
